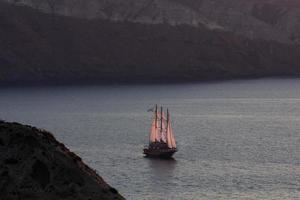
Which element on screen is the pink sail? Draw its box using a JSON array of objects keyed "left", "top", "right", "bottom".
[
  {"left": 149, "top": 118, "right": 157, "bottom": 142},
  {"left": 166, "top": 114, "right": 176, "bottom": 148},
  {"left": 166, "top": 123, "right": 173, "bottom": 148},
  {"left": 149, "top": 108, "right": 159, "bottom": 142},
  {"left": 169, "top": 122, "right": 177, "bottom": 148},
  {"left": 155, "top": 112, "right": 165, "bottom": 142},
  {"left": 149, "top": 106, "right": 176, "bottom": 148},
  {"left": 144, "top": 105, "right": 177, "bottom": 158},
  {"left": 160, "top": 112, "right": 167, "bottom": 143}
]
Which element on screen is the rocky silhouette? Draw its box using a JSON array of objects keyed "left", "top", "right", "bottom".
[{"left": 0, "top": 120, "right": 125, "bottom": 200}]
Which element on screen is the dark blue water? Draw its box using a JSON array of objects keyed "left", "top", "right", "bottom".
[{"left": 1, "top": 78, "right": 300, "bottom": 199}]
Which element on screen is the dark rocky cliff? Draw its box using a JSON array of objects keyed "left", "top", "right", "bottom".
[
  {"left": 4, "top": 0, "right": 300, "bottom": 44},
  {"left": 0, "top": 121, "right": 125, "bottom": 200},
  {"left": 1, "top": 1, "right": 300, "bottom": 84}
]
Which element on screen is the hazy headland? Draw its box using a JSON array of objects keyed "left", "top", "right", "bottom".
[{"left": 1, "top": 0, "right": 300, "bottom": 85}]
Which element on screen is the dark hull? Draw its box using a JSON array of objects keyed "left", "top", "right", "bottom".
[{"left": 143, "top": 148, "right": 177, "bottom": 158}]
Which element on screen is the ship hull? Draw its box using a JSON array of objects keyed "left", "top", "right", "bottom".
[{"left": 143, "top": 148, "right": 177, "bottom": 158}]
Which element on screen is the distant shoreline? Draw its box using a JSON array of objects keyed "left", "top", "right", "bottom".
[
  {"left": 1, "top": 74, "right": 300, "bottom": 88},
  {"left": 2, "top": 1, "right": 300, "bottom": 90}
]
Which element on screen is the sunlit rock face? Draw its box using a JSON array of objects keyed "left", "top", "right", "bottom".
[
  {"left": 1, "top": 0, "right": 215, "bottom": 29},
  {"left": 3, "top": 0, "right": 300, "bottom": 44},
  {"left": 1, "top": 0, "right": 300, "bottom": 84}
]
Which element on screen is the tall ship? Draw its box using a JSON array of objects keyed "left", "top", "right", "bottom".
[{"left": 143, "top": 105, "right": 177, "bottom": 158}]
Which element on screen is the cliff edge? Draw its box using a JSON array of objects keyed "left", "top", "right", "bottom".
[{"left": 0, "top": 121, "right": 125, "bottom": 200}]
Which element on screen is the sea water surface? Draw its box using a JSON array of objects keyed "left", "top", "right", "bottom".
[{"left": 1, "top": 78, "right": 300, "bottom": 199}]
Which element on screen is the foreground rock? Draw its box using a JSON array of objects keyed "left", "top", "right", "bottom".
[{"left": 0, "top": 121, "right": 125, "bottom": 200}]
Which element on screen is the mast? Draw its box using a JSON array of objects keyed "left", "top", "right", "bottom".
[
  {"left": 166, "top": 109, "right": 169, "bottom": 144},
  {"left": 160, "top": 107, "right": 163, "bottom": 132},
  {"left": 155, "top": 105, "right": 157, "bottom": 128},
  {"left": 167, "top": 109, "right": 169, "bottom": 126},
  {"left": 154, "top": 105, "right": 158, "bottom": 142},
  {"left": 166, "top": 109, "right": 173, "bottom": 148}
]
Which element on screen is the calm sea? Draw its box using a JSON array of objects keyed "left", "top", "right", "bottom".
[{"left": 1, "top": 78, "right": 300, "bottom": 199}]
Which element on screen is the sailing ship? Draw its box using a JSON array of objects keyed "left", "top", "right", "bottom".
[{"left": 143, "top": 105, "right": 177, "bottom": 158}]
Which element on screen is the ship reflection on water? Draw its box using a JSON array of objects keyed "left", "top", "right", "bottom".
[{"left": 146, "top": 158, "right": 177, "bottom": 196}]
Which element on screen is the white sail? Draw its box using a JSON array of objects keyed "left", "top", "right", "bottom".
[
  {"left": 149, "top": 117, "right": 157, "bottom": 142},
  {"left": 155, "top": 112, "right": 162, "bottom": 142},
  {"left": 149, "top": 106, "right": 159, "bottom": 143},
  {"left": 169, "top": 122, "right": 177, "bottom": 148},
  {"left": 166, "top": 113, "right": 176, "bottom": 148},
  {"left": 149, "top": 106, "right": 176, "bottom": 148},
  {"left": 166, "top": 122, "right": 173, "bottom": 148},
  {"left": 160, "top": 112, "right": 167, "bottom": 143},
  {"left": 155, "top": 111, "right": 166, "bottom": 142}
]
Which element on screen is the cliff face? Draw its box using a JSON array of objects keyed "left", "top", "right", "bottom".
[
  {"left": 0, "top": 121, "right": 125, "bottom": 200},
  {"left": 1, "top": 0, "right": 300, "bottom": 84},
  {"left": 4, "top": 0, "right": 300, "bottom": 44}
]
